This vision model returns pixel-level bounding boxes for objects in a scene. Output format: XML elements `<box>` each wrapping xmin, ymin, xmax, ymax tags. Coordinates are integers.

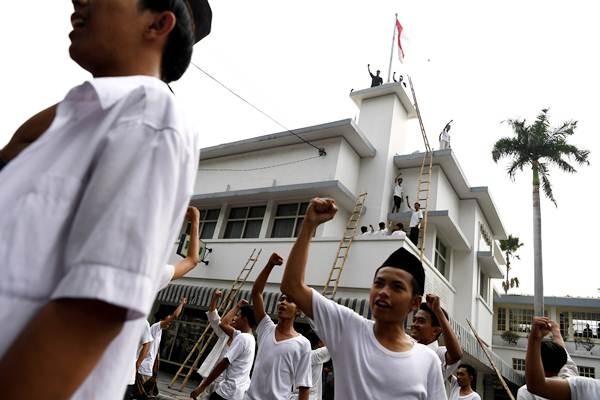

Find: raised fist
<box><xmin>305</xmin><ymin>198</ymin><xmax>337</xmax><ymax>226</ymax></box>
<box><xmin>268</xmin><ymin>253</ymin><xmax>284</xmax><ymax>267</ymax></box>
<box><xmin>214</xmin><ymin>289</ymin><xmax>223</xmax><ymax>298</ymax></box>
<box><xmin>186</xmin><ymin>206</ymin><xmax>200</xmax><ymax>222</ymax></box>
<box><xmin>531</xmin><ymin>316</ymin><xmax>551</xmax><ymax>340</ymax></box>
<box><xmin>425</xmin><ymin>294</ymin><xmax>442</xmax><ymax>314</ymax></box>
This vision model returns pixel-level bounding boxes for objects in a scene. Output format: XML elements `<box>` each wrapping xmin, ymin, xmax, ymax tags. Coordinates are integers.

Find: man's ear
<box><xmin>146</xmin><ymin>11</ymin><xmax>176</xmax><ymax>40</ymax></box>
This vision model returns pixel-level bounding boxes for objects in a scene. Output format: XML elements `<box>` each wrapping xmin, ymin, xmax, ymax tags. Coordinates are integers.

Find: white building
<box><xmin>493</xmin><ymin>294</ymin><xmax>600</xmax><ymax>381</ymax></box>
<box><xmin>155</xmin><ymin>83</ymin><xmax>522</xmax><ymax>398</ymax></box>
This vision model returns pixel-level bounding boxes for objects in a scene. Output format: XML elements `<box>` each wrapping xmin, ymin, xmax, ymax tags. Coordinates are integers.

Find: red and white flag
<box><xmin>396</xmin><ymin>18</ymin><xmax>405</xmax><ymax>61</ymax></box>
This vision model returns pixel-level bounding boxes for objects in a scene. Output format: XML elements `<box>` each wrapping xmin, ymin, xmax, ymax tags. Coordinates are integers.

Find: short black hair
<box><xmin>379</xmin><ymin>222</ymin><xmax>386</xmax><ymax>229</ymax></box>
<box><xmin>375</xmin><ymin>248</ymin><xmax>425</xmax><ymax>296</ymax></box>
<box><xmin>361</xmin><ymin>226</ymin><xmax>368</xmax><ymax>233</ymax></box>
<box><xmin>240</xmin><ymin>305</ymin><xmax>257</xmax><ymax>328</ymax></box>
<box><xmin>458</xmin><ymin>364</ymin><xmax>476</xmax><ymax>386</ymax></box>
<box><xmin>540</xmin><ymin>340</ymin><xmax>567</xmax><ymax>375</ymax></box>
<box><xmin>139</xmin><ymin>0</ymin><xmax>195</xmax><ymax>82</ymax></box>
<box><xmin>418</xmin><ymin>303</ymin><xmax>449</xmax><ymax>327</ymax></box>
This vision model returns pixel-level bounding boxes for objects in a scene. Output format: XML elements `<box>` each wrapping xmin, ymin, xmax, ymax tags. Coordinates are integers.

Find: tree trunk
<box><xmin>504</xmin><ymin>257</ymin><xmax>511</xmax><ymax>294</ymax></box>
<box><xmin>532</xmin><ymin>165</ymin><xmax>544</xmax><ymax>316</ymax></box>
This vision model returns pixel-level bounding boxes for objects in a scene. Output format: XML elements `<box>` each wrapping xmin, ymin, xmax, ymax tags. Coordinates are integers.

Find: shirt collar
<box><xmin>427</xmin><ymin>340</ymin><xmax>439</xmax><ymax>350</ymax></box>
<box><xmin>69</xmin><ymin>75</ymin><xmax>169</xmax><ymax>110</ymax></box>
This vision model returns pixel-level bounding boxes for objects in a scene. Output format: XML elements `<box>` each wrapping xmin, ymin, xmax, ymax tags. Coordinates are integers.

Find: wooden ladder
<box><xmin>407</xmin><ymin>75</ymin><xmax>433</xmax><ymax>260</ymax></box>
<box><xmin>322</xmin><ymin>193</ymin><xmax>368</xmax><ymax>299</ymax></box>
<box><xmin>168</xmin><ymin>248</ymin><xmax>262</xmax><ymax>390</ymax></box>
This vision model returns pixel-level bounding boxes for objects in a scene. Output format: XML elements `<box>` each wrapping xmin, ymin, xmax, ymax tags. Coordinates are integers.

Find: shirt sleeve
<box><xmin>51</xmin><ymin>121</ymin><xmax>191</xmax><ymax>320</ymax></box>
<box><xmin>440</xmin><ymin>347</ymin><xmax>460</xmax><ymax>379</ymax></box>
<box><xmin>427</xmin><ymin>353</ymin><xmax>447</xmax><ymax>399</ymax></box>
<box><xmin>141</xmin><ymin>321</ymin><xmax>154</xmax><ymax>344</ymax></box>
<box><xmin>568</xmin><ymin>376</ymin><xmax>600</xmax><ymax>399</ymax></box>
<box><xmin>224</xmin><ymin>334</ymin><xmax>248</xmax><ymax>364</ymax></box>
<box><xmin>295</xmin><ymin>341</ymin><xmax>313</xmax><ymax>389</ymax></box>
<box><xmin>158</xmin><ymin>264</ymin><xmax>175</xmax><ymax>291</ymax></box>
<box><xmin>206</xmin><ymin>310</ymin><xmax>227</xmax><ymax>338</ymax></box>
<box><xmin>256</xmin><ymin>315</ymin><xmax>275</xmax><ymax>343</ymax></box>
<box><xmin>312</xmin><ymin>347</ymin><xmax>331</xmax><ymax>365</ymax></box>
<box><xmin>310</xmin><ymin>289</ymin><xmax>362</xmax><ymax>352</ymax></box>
<box><xmin>558</xmin><ymin>352</ymin><xmax>579</xmax><ymax>378</ymax></box>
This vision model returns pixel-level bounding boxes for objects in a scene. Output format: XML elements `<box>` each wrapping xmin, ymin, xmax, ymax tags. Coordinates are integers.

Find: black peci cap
<box><xmin>187</xmin><ymin>0</ymin><xmax>212</xmax><ymax>43</ymax></box>
<box><xmin>379</xmin><ymin>247</ymin><xmax>425</xmax><ymax>295</ymax></box>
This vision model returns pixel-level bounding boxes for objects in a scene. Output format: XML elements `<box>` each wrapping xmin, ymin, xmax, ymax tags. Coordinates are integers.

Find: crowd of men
<box><xmin>0</xmin><ymin>0</ymin><xmax>598</xmax><ymax>399</ymax></box>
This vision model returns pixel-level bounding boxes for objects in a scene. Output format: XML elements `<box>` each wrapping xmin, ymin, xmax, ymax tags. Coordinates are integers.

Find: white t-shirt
<box><xmin>310</xmin><ymin>289</ymin><xmax>447</xmax><ymax>400</ymax></box>
<box><xmin>215</xmin><ymin>332</ymin><xmax>256</xmax><ymax>400</ymax></box>
<box><xmin>391</xmin><ymin>230</ymin><xmax>407</xmax><ymax>239</ymax></box>
<box><xmin>394</xmin><ymin>183</ymin><xmax>404</xmax><ymax>197</ymax></box>
<box><xmin>448</xmin><ymin>377</ymin><xmax>481</xmax><ymax>400</ymax></box>
<box><xmin>441</xmin><ymin>130</ymin><xmax>450</xmax><ymax>143</ymax></box>
<box><xmin>0</xmin><ymin>76</ymin><xmax>198</xmax><ymax>400</ymax></box>
<box><xmin>289</xmin><ymin>347</ymin><xmax>331</xmax><ymax>400</ymax></box>
<box><xmin>410</xmin><ymin>209</ymin><xmax>424</xmax><ymax>228</ymax></box>
<box><xmin>198</xmin><ymin>310</ymin><xmax>240</xmax><ymax>378</ymax></box>
<box><xmin>427</xmin><ymin>341</ymin><xmax>460</xmax><ymax>379</ymax></box>
<box><xmin>159</xmin><ymin>264</ymin><xmax>175</xmax><ymax>291</ymax></box>
<box><xmin>138</xmin><ymin>322</ymin><xmax>163</xmax><ymax>377</ymax></box>
<box><xmin>568</xmin><ymin>376</ymin><xmax>600</xmax><ymax>400</ymax></box>
<box><xmin>244</xmin><ymin>316</ymin><xmax>312</xmax><ymax>400</ymax></box>
<box><xmin>129</xmin><ymin>321</ymin><xmax>154</xmax><ymax>384</ymax></box>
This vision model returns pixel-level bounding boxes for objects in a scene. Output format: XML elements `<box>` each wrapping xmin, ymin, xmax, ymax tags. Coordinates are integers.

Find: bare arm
<box><xmin>298</xmin><ymin>387</ymin><xmax>310</xmax><ymax>400</ymax></box>
<box><xmin>406</xmin><ymin>196</ymin><xmax>413</xmax><ymax>210</ymax></box>
<box><xmin>0</xmin><ymin>104</ymin><xmax>57</xmax><ymax>164</ymax></box>
<box><xmin>281</xmin><ymin>198</ymin><xmax>337</xmax><ymax>320</ymax></box>
<box><xmin>171</xmin><ymin>297</ymin><xmax>187</xmax><ymax>320</ymax></box>
<box><xmin>190</xmin><ymin>358</ymin><xmax>230</xmax><ymax>399</ymax></box>
<box><xmin>208</xmin><ymin>290</ymin><xmax>222</xmax><ymax>313</ymax></box>
<box><xmin>426</xmin><ymin>294</ymin><xmax>463</xmax><ymax>365</ymax></box>
<box><xmin>526</xmin><ymin>317</ymin><xmax>571</xmax><ymax>400</ymax></box>
<box><xmin>173</xmin><ymin>207</ymin><xmax>200</xmax><ymax>280</ymax></box>
<box><xmin>367</xmin><ymin>64</ymin><xmax>374</xmax><ymax>78</ymax></box>
<box><xmin>252</xmin><ymin>253</ymin><xmax>283</xmax><ymax>323</ymax></box>
<box><xmin>219</xmin><ymin>299</ymin><xmax>248</xmax><ymax>339</ymax></box>
<box><xmin>0</xmin><ymin>299</ymin><xmax>126</xmax><ymax>399</ymax></box>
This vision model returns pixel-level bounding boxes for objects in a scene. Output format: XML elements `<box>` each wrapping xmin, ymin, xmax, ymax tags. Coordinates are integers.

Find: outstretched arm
<box><xmin>426</xmin><ymin>294</ymin><xmax>463</xmax><ymax>365</ymax></box>
<box><xmin>367</xmin><ymin>64</ymin><xmax>374</xmax><ymax>77</ymax></box>
<box><xmin>406</xmin><ymin>196</ymin><xmax>413</xmax><ymax>210</ymax></box>
<box><xmin>219</xmin><ymin>299</ymin><xmax>249</xmax><ymax>339</ymax></box>
<box><xmin>171</xmin><ymin>297</ymin><xmax>187</xmax><ymax>320</ymax></box>
<box><xmin>252</xmin><ymin>253</ymin><xmax>283</xmax><ymax>323</ymax></box>
<box><xmin>526</xmin><ymin>317</ymin><xmax>571</xmax><ymax>400</ymax></box>
<box><xmin>281</xmin><ymin>198</ymin><xmax>337</xmax><ymax>319</ymax></box>
<box><xmin>190</xmin><ymin>358</ymin><xmax>230</xmax><ymax>399</ymax></box>
<box><xmin>0</xmin><ymin>299</ymin><xmax>126</xmax><ymax>399</ymax></box>
<box><xmin>173</xmin><ymin>207</ymin><xmax>201</xmax><ymax>280</ymax></box>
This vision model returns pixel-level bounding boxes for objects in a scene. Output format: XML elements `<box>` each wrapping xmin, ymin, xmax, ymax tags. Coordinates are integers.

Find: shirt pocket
<box><xmin>0</xmin><ymin>174</ymin><xmax>81</xmax><ymax>299</ymax></box>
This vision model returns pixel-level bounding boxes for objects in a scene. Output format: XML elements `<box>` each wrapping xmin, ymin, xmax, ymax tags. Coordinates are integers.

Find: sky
<box><xmin>2</xmin><ymin>1</ymin><xmax>599</xmax><ymax>297</ymax></box>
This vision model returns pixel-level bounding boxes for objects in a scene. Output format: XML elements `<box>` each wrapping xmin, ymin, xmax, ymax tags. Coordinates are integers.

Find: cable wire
<box><xmin>198</xmin><ymin>155</ymin><xmax>322</xmax><ymax>172</ymax></box>
<box><xmin>190</xmin><ymin>62</ymin><xmax>326</xmax><ymax>156</ymax></box>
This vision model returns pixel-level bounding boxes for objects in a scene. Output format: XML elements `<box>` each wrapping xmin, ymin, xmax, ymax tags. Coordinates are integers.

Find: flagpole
<box><xmin>387</xmin><ymin>13</ymin><xmax>397</xmax><ymax>83</ymax></box>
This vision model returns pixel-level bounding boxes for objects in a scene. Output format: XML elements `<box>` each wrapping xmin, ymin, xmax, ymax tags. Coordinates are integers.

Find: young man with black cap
<box><xmin>0</xmin><ymin>1</ymin><xmax>211</xmax><ymax>399</ymax></box>
<box><xmin>281</xmin><ymin>197</ymin><xmax>447</xmax><ymax>399</ymax></box>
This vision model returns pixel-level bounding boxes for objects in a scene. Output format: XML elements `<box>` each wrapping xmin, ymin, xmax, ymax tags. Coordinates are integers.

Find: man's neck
<box><xmin>459</xmin><ymin>386</ymin><xmax>473</xmax><ymax>396</ymax></box>
<box><xmin>373</xmin><ymin>320</ymin><xmax>413</xmax><ymax>352</ymax></box>
<box><xmin>276</xmin><ymin>318</ymin><xmax>296</xmax><ymax>335</ymax></box>
<box><xmin>90</xmin><ymin>53</ymin><xmax>162</xmax><ymax>80</ymax></box>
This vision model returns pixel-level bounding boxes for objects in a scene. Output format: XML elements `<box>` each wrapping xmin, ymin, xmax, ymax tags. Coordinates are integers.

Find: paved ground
<box><xmin>155</xmin><ymin>372</ymin><xmax>199</xmax><ymax>400</ymax></box>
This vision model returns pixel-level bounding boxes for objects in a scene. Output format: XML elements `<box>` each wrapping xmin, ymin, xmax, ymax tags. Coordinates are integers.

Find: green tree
<box><xmin>492</xmin><ymin>109</ymin><xmax>590</xmax><ymax>315</ymax></box>
<box><xmin>499</xmin><ymin>235</ymin><xmax>523</xmax><ymax>294</ymax></box>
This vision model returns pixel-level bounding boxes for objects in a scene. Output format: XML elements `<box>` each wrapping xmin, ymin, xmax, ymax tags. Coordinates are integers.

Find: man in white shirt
<box><xmin>439</xmin><ymin>121</ymin><xmax>452</xmax><ymax>150</ymax></box>
<box><xmin>448</xmin><ymin>364</ymin><xmax>481</xmax><ymax>400</ymax></box>
<box><xmin>124</xmin><ymin>321</ymin><xmax>154</xmax><ymax>400</ymax></box>
<box><xmin>244</xmin><ymin>253</ymin><xmax>312</xmax><ymax>400</ymax></box>
<box><xmin>410</xmin><ymin>295</ymin><xmax>463</xmax><ymax>380</ymax></box>
<box><xmin>406</xmin><ymin>197</ymin><xmax>424</xmax><ymax>246</ymax></box>
<box><xmin>525</xmin><ymin>317</ymin><xmax>600</xmax><ymax>400</ymax></box>
<box><xmin>390</xmin><ymin>222</ymin><xmax>407</xmax><ymax>239</ymax></box>
<box><xmin>0</xmin><ymin>1</ymin><xmax>211</xmax><ymax>398</ymax></box>
<box><xmin>392</xmin><ymin>175</ymin><xmax>404</xmax><ymax>213</ymax></box>
<box><xmin>372</xmin><ymin>221</ymin><xmax>389</xmax><ymax>237</ymax></box>
<box><xmin>281</xmin><ymin>198</ymin><xmax>447</xmax><ymax>400</ymax></box>
<box><xmin>289</xmin><ymin>332</ymin><xmax>331</xmax><ymax>400</ymax></box>
<box><xmin>191</xmin><ymin>302</ymin><xmax>257</xmax><ymax>400</ymax></box>
<box><xmin>517</xmin><ymin>319</ymin><xmax>578</xmax><ymax>400</ymax></box>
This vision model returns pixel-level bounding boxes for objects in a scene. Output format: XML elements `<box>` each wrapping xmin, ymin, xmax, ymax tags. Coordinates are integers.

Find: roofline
<box><xmin>198</xmin><ymin>118</ymin><xmax>376</xmax><ymax>161</ymax></box>
<box><xmin>394</xmin><ymin>149</ymin><xmax>507</xmax><ymax>239</ymax></box>
<box><xmin>494</xmin><ymin>293</ymin><xmax>600</xmax><ymax>308</ymax></box>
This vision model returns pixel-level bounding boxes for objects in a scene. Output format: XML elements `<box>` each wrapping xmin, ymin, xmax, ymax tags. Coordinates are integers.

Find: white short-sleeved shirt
<box><xmin>138</xmin><ymin>322</ymin><xmax>163</xmax><ymax>377</ymax></box>
<box><xmin>0</xmin><ymin>76</ymin><xmax>198</xmax><ymax>399</ymax></box>
<box><xmin>198</xmin><ymin>310</ymin><xmax>240</xmax><ymax>378</ymax></box>
<box><xmin>159</xmin><ymin>264</ymin><xmax>176</xmax><ymax>291</ymax></box>
<box><xmin>310</xmin><ymin>289</ymin><xmax>447</xmax><ymax>400</ymax></box>
<box><xmin>215</xmin><ymin>332</ymin><xmax>256</xmax><ymax>400</ymax></box>
<box><xmin>244</xmin><ymin>316</ymin><xmax>312</xmax><ymax>400</ymax></box>
<box><xmin>289</xmin><ymin>347</ymin><xmax>331</xmax><ymax>400</ymax></box>
<box><xmin>448</xmin><ymin>377</ymin><xmax>481</xmax><ymax>400</ymax></box>
<box><xmin>394</xmin><ymin>183</ymin><xmax>404</xmax><ymax>197</ymax></box>
<box><xmin>410</xmin><ymin>209</ymin><xmax>424</xmax><ymax>228</ymax></box>
<box><xmin>427</xmin><ymin>341</ymin><xmax>460</xmax><ymax>379</ymax></box>
<box><xmin>130</xmin><ymin>320</ymin><xmax>154</xmax><ymax>384</ymax></box>
<box><xmin>568</xmin><ymin>376</ymin><xmax>600</xmax><ymax>399</ymax></box>
<box><xmin>391</xmin><ymin>230</ymin><xmax>407</xmax><ymax>239</ymax></box>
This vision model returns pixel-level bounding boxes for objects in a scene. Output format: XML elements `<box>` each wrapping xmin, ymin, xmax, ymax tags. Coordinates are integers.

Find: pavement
<box><xmin>154</xmin><ymin>372</ymin><xmax>199</xmax><ymax>400</ymax></box>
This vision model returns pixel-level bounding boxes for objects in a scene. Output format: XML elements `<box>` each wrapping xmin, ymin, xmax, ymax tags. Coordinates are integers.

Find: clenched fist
<box><xmin>305</xmin><ymin>197</ymin><xmax>337</xmax><ymax>227</ymax></box>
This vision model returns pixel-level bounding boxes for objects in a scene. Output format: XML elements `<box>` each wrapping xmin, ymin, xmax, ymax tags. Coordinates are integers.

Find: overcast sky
<box><xmin>2</xmin><ymin>1</ymin><xmax>598</xmax><ymax>297</ymax></box>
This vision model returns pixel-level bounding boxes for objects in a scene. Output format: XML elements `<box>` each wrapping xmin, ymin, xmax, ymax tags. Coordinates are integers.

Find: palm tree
<box><xmin>492</xmin><ymin>109</ymin><xmax>590</xmax><ymax>315</ymax></box>
<box><xmin>500</xmin><ymin>235</ymin><xmax>523</xmax><ymax>294</ymax></box>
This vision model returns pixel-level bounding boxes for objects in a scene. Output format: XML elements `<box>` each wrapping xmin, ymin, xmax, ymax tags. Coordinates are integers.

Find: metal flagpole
<box><xmin>387</xmin><ymin>13</ymin><xmax>397</xmax><ymax>82</ymax></box>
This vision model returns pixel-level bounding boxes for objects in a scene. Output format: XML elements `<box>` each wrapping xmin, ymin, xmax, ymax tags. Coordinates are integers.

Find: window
<box><xmin>199</xmin><ymin>208</ymin><xmax>220</xmax><ymax>239</ymax></box>
<box><xmin>579</xmin><ymin>366</ymin><xmax>595</xmax><ymax>378</ymax></box>
<box><xmin>223</xmin><ymin>205</ymin><xmax>266</xmax><ymax>239</ymax></box>
<box><xmin>559</xmin><ymin>312</ymin><xmax>570</xmax><ymax>339</ymax></box>
<box><xmin>509</xmin><ymin>308</ymin><xmax>534</xmax><ymax>333</ymax></box>
<box><xmin>512</xmin><ymin>358</ymin><xmax>526</xmax><ymax>371</ymax></box>
<box><xmin>572</xmin><ymin>312</ymin><xmax>600</xmax><ymax>338</ymax></box>
<box><xmin>270</xmin><ymin>202</ymin><xmax>308</xmax><ymax>238</ymax></box>
<box><xmin>434</xmin><ymin>237</ymin><xmax>448</xmax><ymax>277</ymax></box>
<box><xmin>497</xmin><ymin>307</ymin><xmax>507</xmax><ymax>331</ymax></box>
<box><xmin>479</xmin><ymin>270</ymin><xmax>489</xmax><ymax>301</ymax></box>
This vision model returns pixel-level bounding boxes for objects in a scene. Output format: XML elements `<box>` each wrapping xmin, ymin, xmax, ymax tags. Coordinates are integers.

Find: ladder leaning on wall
<box><xmin>321</xmin><ymin>193</ymin><xmax>368</xmax><ymax>299</ymax></box>
<box><xmin>169</xmin><ymin>248</ymin><xmax>262</xmax><ymax>391</ymax></box>
<box><xmin>406</xmin><ymin>76</ymin><xmax>433</xmax><ymax>261</ymax></box>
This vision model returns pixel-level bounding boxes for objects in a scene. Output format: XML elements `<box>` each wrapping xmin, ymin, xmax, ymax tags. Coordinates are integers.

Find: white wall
<box><xmin>433</xmin><ymin>167</ymin><xmax>461</xmax><ymax>222</ymax></box>
<box><xmin>333</xmin><ymin>138</ymin><xmax>361</xmax><ymax>195</ymax></box>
